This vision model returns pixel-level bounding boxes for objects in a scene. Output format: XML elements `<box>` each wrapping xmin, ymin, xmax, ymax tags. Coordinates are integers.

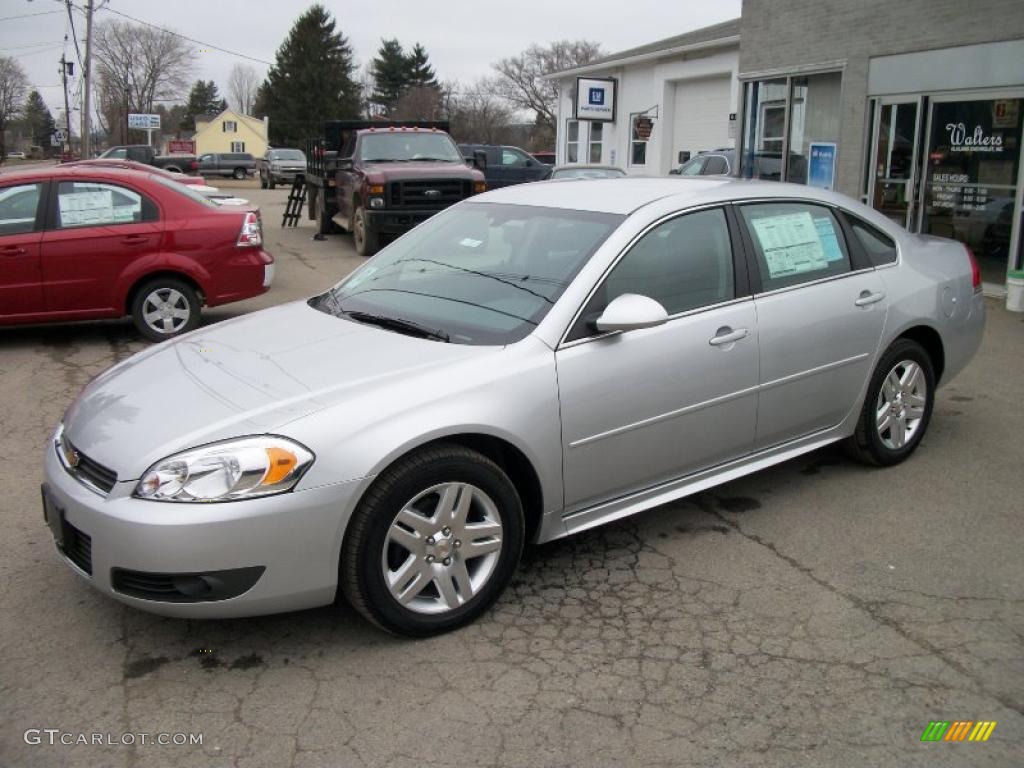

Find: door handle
<box><xmin>855</xmin><ymin>291</ymin><xmax>885</xmax><ymax>307</ymax></box>
<box><xmin>121</xmin><ymin>235</ymin><xmax>148</xmax><ymax>245</ymax></box>
<box><xmin>0</xmin><ymin>246</ymin><xmax>27</xmax><ymax>256</ymax></box>
<box><xmin>709</xmin><ymin>327</ymin><xmax>749</xmax><ymax>346</ymax></box>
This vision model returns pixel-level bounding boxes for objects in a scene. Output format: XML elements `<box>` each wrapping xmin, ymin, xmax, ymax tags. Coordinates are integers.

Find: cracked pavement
<box><xmin>1</xmin><ymin>181</ymin><xmax>1021</xmax><ymax>767</ymax></box>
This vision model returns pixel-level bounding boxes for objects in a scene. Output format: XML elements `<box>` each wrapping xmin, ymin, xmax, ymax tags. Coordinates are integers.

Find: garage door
<box><xmin>671</xmin><ymin>75</ymin><xmax>733</xmax><ymax>161</ymax></box>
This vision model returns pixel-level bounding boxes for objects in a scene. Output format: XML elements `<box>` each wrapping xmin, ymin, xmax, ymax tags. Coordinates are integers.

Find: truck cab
<box><xmin>304</xmin><ymin>121</ymin><xmax>486</xmax><ymax>256</ymax></box>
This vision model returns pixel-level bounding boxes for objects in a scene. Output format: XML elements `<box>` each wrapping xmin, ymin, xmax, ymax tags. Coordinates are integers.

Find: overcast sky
<box><xmin>2</xmin><ymin>0</ymin><xmax>741</xmax><ymax>121</ymax></box>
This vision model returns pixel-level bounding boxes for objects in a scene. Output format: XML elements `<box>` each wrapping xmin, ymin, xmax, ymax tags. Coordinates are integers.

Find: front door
<box><xmin>557</xmin><ymin>207</ymin><xmax>759</xmax><ymax>512</ymax></box>
<box><xmin>917</xmin><ymin>93</ymin><xmax>1024</xmax><ymax>287</ymax></box>
<box><xmin>0</xmin><ymin>181</ymin><xmax>46</xmax><ymax>317</ymax></box>
<box><xmin>868</xmin><ymin>99</ymin><xmax>923</xmax><ymax>230</ymax></box>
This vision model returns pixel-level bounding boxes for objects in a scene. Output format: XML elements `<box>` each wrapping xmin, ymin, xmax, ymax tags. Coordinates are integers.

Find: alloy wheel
<box><xmin>381</xmin><ymin>482</ymin><xmax>503</xmax><ymax>615</ymax></box>
<box><xmin>141</xmin><ymin>287</ymin><xmax>191</xmax><ymax>335</ymax></box>
<box><xmin>875</xmin><ymin>359</ymin><xmax>927</xmax><ymax>449</ymax></box>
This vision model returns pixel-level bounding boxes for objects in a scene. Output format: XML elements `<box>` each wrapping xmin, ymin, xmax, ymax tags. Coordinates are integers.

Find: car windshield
<box><xmin>358</xmin><ymin>132</ymin><xmax>463</xmax><ymax>163</ymax></box>
<box><xmin>149</xmin><ymin>174</ymin><xmax>218</xmax><ymax>207</ymax></box>
<box><xmin>678</xmin><ymin>157</ymin><xmax>705</xmax><ymax>175</ymax></box>
<box><xmin>314</xmin><ymin>202</ymin><xmax>623</xmax><ymax>345</ymax></box>
<box><xmin>270</xmin><ymin>150</ymin><xmax>304</xmax><ymax>161</ymax></box>
<box><xmin>552</xmin><ymin>167</ymin><xmax>625</xmax><ymax>180</ymax></box>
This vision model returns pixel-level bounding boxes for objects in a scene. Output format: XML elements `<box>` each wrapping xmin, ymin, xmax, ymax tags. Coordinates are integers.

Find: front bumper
<box><xmin>365</xmin><ymin>208</ymin><xmax>445</xmax><ymax>234</ymax></box>
<box><xmin>268</xmin><ymin>168</ymin><xmax>304</xmax><ymax>182</ymax></box>
<box><xmin>42</xmin><ymin>435</ymin><xmax>366</xmax><ymax>618</ymax></box>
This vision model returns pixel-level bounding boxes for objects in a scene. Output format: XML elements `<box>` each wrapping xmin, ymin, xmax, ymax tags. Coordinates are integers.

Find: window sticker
<box><xmin>59</xmin><ymin>190</ymin><xmax>114</xmax><ymax>227</ymax></box>
<box><xmin>750</xmin><ymin>211</ymin><xmax>830</xmax><ymax>279</ymax></box>
<box><xmin>813</xmin><ymin>216</ymin><xmax>844</xmax><ymax>262</ymax></box>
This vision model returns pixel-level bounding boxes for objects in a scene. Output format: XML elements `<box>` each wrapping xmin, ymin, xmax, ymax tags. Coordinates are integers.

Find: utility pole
<box><xmin>59</xmin><ymin>55</ymin><xmax>72</xmax><ymax>153</ymax></box>
<box><xmin>81</xmin><ymin>0</ymin><xmax>95</xmax><ymax>157</ymax></box>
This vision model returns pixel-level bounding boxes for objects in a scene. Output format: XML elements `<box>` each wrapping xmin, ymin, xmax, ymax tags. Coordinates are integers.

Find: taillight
<box><xmin>190</xmin><ymin>160</ymin><xmax>198</xmax><ymax>170</ymax></box>
<box><xmin>966</xmin><ymin>246</ymin><xmax>981</xmax><ymax>291</ymax></box>
<box><xmin>237</xmin><ymin>211</ymin><xmax>262</xmax><ymax>247</ymax></box>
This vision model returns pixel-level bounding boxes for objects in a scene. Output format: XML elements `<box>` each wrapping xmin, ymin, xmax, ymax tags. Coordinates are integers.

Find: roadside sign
<box><xmin>634</xmin><ymin>116</ymin><xmax>654</xmax><ymax>141</ymax></box>
<box><xmin>574</xmin><ymin>77</ymin><xmax>617</xmax><ymax>122</ymax></box>
<box><xmin>128</xmin><ymin>113</ymin><xmax>161</xmax><ymax>130</ymax></box>
<box><xmin>51</xmin><ymin>130</ymin><xmax>66</xmax><ymax>146</ymax></box>
<box><xmin>167</xmin><ymin>139</ymin><xmax>195</xmax><ymax>154</ymax></box>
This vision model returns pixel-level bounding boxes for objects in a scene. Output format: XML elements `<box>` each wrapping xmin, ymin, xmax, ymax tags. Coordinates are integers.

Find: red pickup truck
<box><xmin>304</xmin><ymin>121</ymin><xmax>486</xmax><ymax>255</ymax></box>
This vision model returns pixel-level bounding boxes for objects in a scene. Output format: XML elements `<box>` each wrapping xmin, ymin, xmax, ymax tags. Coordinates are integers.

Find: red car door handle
<box><xmin>0</xmin><ymin>246</ymin><xmax>27</xmax><ymax>256</ymax></box>
<box><xmin>121</xmin><ymin>235</ymin><xmax>148</xmax><ymax>245</ymax></box>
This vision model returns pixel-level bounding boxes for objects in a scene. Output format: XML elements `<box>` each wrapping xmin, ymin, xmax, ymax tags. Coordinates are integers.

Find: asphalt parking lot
<box><xmin>1</xmin><ymin>179</ymin><xmax>1022</xmax><ymax>767</ymax></box>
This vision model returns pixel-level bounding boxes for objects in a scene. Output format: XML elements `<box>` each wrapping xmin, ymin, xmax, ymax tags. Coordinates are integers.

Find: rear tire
<box><xmin>232</xmin><ymin>167</ymin><xmax>245</xmax><ymax>180</ymax></box>
<box><xmin>340</xmin><ymin>444</ymin><xmax>524</xmax><ymax>637</ymax></box>
<box><xmin>845</xmin><ymin>338</ymin><xmax>935</xmax><ymax>466</ymax></box>
<box><xmin>130</xmin><ymin>277</ymin><xmax>201</xmax><ymax>342</ymax></box>
<box><xmin>352</xmin><ymin>205</ymin><xmax>378</xmax><ymax>256</ymax></box>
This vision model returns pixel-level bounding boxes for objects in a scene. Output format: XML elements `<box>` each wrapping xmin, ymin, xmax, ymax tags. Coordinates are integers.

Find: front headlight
<box><xmin>134</xmin><ymin>436</ymin><xmax>314</xmax><ymax>503</ymax></box>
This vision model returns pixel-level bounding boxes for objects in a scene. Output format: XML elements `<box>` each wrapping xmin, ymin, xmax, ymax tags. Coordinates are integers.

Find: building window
<box><xmin>588</xmin><ymin>121</ymin><xmax>603</xmax><ymax>163</ymax></box>
<box><xmin>223</xmin><ymin>120</ymin><xmax>237</xmax><ymax>133</ymax></box>
<box><xmin>630</xmin><ymin>120</ymin><xmax>647</xmax><ymax>166</ymax></box>
<box><xmin>566</xmin><ymin>120</ymin><xmax>579</xmax><ymax>163</ymax></box>
<box><xmin>740</xmin><ymin>72</ymin><xmax>841</xmax><ymax>185</ymax></box>
<box><xmin>230</xmin><ymin>141</ymin><xmax>246</xmax><ymax>153</ymax></box>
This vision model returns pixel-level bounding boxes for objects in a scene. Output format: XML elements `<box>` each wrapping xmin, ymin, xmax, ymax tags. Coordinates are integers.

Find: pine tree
<box><xmin>22</xmin><ymin>90</ymin><xmax>56</xmax><ymax>148</ymax></box>
<box><xmin>370</xmin><ymin>38</ymin><xmax>409</xmax><ymax>115</ymax></box>
<box><xmin>181</xmin><ymin>80</ymin><xmax>225</xmax><ymax>130</ymax></box>
<box><xmin>259</xmin><ymin>4</ymin><xmax>361</xmax><ymax>146</ymax></box>
<box><xmin>406</xmin><ymin>44</ymin><xmax>437</xmax><ymax>89</ymax></box>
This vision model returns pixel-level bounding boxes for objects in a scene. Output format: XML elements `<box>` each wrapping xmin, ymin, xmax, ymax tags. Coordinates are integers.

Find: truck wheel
<box><xmin>353</xmin><ymin>206</ymin><xmax>379</xmax><ymax>256</ymax></box>
<box><xmin>233</xmin><ymin>167</ymin><xmax>246</xmax><ymax>180</ymax></box>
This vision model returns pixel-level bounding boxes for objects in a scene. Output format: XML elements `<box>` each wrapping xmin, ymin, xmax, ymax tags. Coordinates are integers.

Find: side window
<box><xmin>56</xmin><ymin>181</ymin><xmax>157</xmax><ymax>228</ymax></box>
<box><xmin>703</xmin><ymin>155</ymin><xmax>729</xmax><ymax>175</ymax></box>
<box><xmin>846</xmin><ymin>213</ymin><xmax>898</xmax><ymax>266</ymax></box>
<box><xmin>501</xmin><ymin>149</ymin><xmax>528</xmax><ymax>167</ymax></box>
<box><xmin>740</xmin><ymin>202</ymin><xmax>851</xmax><ymax>291</ymax></box>
<box><xmin>107</xmin><ymin>148</ymin><xmax>127</xmax><ymax>159</ymax></box>
<box><xmin>0</xmin><ymin>183</ymin><xmax>43</xmax><ymax>235</ymax></box>
<box><xmin>569</xmin><ymin>208</ymin><xmax>735</xmax><ymax>340</ymax></box>
<box><xmin>678</xmin><ymin>157</ymin><xmax>705</xmax><ymax>176</ymax></box>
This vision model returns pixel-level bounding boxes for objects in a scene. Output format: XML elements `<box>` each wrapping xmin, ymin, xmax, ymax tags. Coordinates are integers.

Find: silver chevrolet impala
<box><xmin>43</xmin><ymin>178</ymin><xmax>985</xmax><ymax>636</ymax></box>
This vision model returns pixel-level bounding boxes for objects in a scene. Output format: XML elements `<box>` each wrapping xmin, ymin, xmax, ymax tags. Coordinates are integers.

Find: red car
<box><xmin>0</xmin><ymin>165</ymin><xmax>273</xmax><ymax>341</ymax></box>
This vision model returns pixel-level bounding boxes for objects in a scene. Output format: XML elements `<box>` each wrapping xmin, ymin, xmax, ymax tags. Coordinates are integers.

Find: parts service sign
<box><xmin>575</xmin><ymin>77</ymin><xmax>616</xmax><ymax>122</ymax></box>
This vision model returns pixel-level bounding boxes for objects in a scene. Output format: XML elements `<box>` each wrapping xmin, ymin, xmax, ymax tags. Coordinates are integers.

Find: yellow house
<box><xmin>194</xmin><ymin>108</ymin><xmax>268</xmax><ymax>157</ymax></box>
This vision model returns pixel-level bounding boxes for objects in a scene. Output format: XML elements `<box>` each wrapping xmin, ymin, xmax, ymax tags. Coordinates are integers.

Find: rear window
<box><xmin>845</xmin><ymin>213</ymin><xmax>898</xmax><ymax>266</ymax></box>
<box><xmin>150</xmin><ymin>174</ymin><xmax>218</xmax><ymax>208</ymax></box>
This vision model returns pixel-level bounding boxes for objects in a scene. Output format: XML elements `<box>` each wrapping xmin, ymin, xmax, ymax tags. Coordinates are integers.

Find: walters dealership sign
<box><xmin>945</xmin><ymin>122</ymin><xmax>1004</xmax><ymax>153</ymax></box>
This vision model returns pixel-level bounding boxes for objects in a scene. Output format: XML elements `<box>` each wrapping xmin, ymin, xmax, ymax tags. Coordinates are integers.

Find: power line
<box><xmin>101</xmin><ymin>6</ymin><xmax>272</xmax><ymax>66</ymax></box>
<box><xmin>0</xmin><ymin>10</ymin><xmax>62</xmax><ymax>22</ymax></box>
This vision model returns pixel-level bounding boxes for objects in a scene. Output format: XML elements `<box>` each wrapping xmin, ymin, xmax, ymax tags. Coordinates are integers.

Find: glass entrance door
<box><xmin>918</xmin><ymin>95</ymin><xmax>1023</xmax><ymax>286</ymax></box>
<box><xmin>868</xmin><ymin>100</ymin><xmax>922</xmax><ymax>229</ymax></box>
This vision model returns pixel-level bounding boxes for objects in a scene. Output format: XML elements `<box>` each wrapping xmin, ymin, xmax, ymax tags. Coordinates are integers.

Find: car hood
<box><xmin>362</xmin><ymin>161</ymin><xmax>479</xmax><ymax>180</ymax></box>
<box><xmin>63</xmin><ymin>301</ymin><xmax>491</xmax><ymax>479</ymax></box>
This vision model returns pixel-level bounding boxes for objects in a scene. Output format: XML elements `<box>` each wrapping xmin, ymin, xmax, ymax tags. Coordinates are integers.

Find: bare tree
<box><xmin>445</xmin><ymin>79</ymin><xmax>514</xmax><ymax>145</ymax></box>
<box><xmin>92</xmin><ymin>19</ymin><xmax>192</xmax><ymax>141</ymax></box>
<box><xmin>391</xmin><ymin>85</ymin><xmax>444</xmax><ymax>121</ymax></box>
<box><xmin>0</xmin><ymin>56</ymin><xmax>28</xmax><ymax>161</ymax></box>
<box><xmin>227</xmin><ymin>63</ymin><xmax>260</xmax><ymax>115</ymax></box>
<box><xmin>492</xmin><ymin>40</ymin><xmax>602</xmax><ymax>136</ymax></box>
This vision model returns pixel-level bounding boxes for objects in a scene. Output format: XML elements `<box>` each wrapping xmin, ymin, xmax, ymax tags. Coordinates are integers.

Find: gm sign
<box><xmin>575</xmin><ymin>77</ymin><xmax>616</xmax><ymax>122</ymax></box>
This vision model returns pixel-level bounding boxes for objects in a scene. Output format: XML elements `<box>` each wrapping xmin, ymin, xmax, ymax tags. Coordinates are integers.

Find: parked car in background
<box><xmin>41</xmin><ymin>177</ymin><xmax>983</xmax><ymax>636</ymax></box>
<box><xmin>0</xmin><ymin>165</ymin><xmax>273</xmax><ymax>341</ymax></box>
<box><xmin>257</xmin><ymin>148</ymin><xmax>306</xmax><ymax>189</ymax></box>
<box><xmin>670</xmin><ymin>149</ymin><xmax>734</xmax><ymax>176</ymax></box>
<box><xmin>98</xmin><ymin>145</ymin><xmax>196</xmax><ymax>174</ymax></box>
<box><xmin>193</xmin><ymin>152</ymin><xmax>256</xmax><ymax>180</ymax></box>
<box><xmin>458</xmin><ymin>144</ymin><xmax>552</xmax><ymax>188</ymax></box>
<box><xmin>549</xmin><ymin>164</ymin><xmax>626</xmax><ymax>180</ymax></box>
<box><xmin>67</xmin><ymin>158</ymin><xmax>208</xmax><ymax>187</ymax></box>
<box><xmin>4</xmin><ymin>151</ymin><xmax>27</xmax><ymax>161</ymax></box>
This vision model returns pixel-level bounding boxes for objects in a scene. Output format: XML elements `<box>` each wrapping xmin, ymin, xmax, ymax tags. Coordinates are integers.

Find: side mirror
<box><xmin>337</xmin><ymin>157</ymin><xmax>353</xmax><ymax>171</ymax></box>
<box><xmin>473</xmin><ymin>149</ymin><xmax>488</xmax><ymax>170</ymax></box>
<box><xmin>594</xmin><ymin>294</ymin><xmax>668</xmax><ymax>333</ymax></box>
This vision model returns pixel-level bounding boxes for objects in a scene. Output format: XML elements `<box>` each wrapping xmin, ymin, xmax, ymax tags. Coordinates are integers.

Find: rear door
<box><xmin>737</xmin><ymin>201</ymin><xmax>888</xmax><ymax>449</ymax></box>
<box><xmin>0</xmin><ymin>180</ymin><xmax>47</xmax><ymax>317</ymax></box>
<box><xmin>40</xmin><ymin>179</ymin><xmax>163</xmax><ymax>315</ymax></box>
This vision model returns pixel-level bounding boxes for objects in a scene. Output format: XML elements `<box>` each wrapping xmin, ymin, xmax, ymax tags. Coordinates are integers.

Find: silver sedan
<box><xmin>43</xmin><ymin>178</ymin><xmax>985</xmax><ymax>636</ymax></box>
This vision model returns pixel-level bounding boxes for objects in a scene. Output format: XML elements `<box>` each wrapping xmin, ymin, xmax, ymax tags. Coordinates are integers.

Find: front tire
<box><xmin>352</xmin><ymin>205</ymin><xmax>379</xmax><ymax>256</ymax></box>
<box><xmin>232</xmin><ymin>167</ymin><xmax>246</xmax><ymax>180</ymax></box>
<box><xmin>845</xmin><ymin>338</ymin><xmax>935</xmax><ymax>466</ymax></box>
<box><xmin>340</xmin><ymin>444</ymin><xmax>525</xmax><ymax>637</ymax></box>
<box><xmin>130</xmin><ymin>278</ymin><xmax>201</xmax><ymax>342</ymax></box>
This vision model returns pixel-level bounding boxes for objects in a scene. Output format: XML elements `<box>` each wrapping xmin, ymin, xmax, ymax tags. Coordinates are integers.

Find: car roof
<box><xmin>551</xmin><ymin>164</ymin><xmax>623</xmax><ymax>171</ymax></box>
<box><xmin>0</xmin><ymin>164</ymin><xmax>158</xmax><ymax>184</ymax></box>
<box><xmin>473</xmin><ymin>177</ymin><xmax>859</xmax><ymax>215</ymax></box>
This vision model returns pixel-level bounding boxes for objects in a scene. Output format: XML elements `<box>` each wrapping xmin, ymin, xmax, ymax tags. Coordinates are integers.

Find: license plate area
<box><xmin>41</xmin><ymin>485</ymin><xmax>65</xmax><ymax>549</ymax></box>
